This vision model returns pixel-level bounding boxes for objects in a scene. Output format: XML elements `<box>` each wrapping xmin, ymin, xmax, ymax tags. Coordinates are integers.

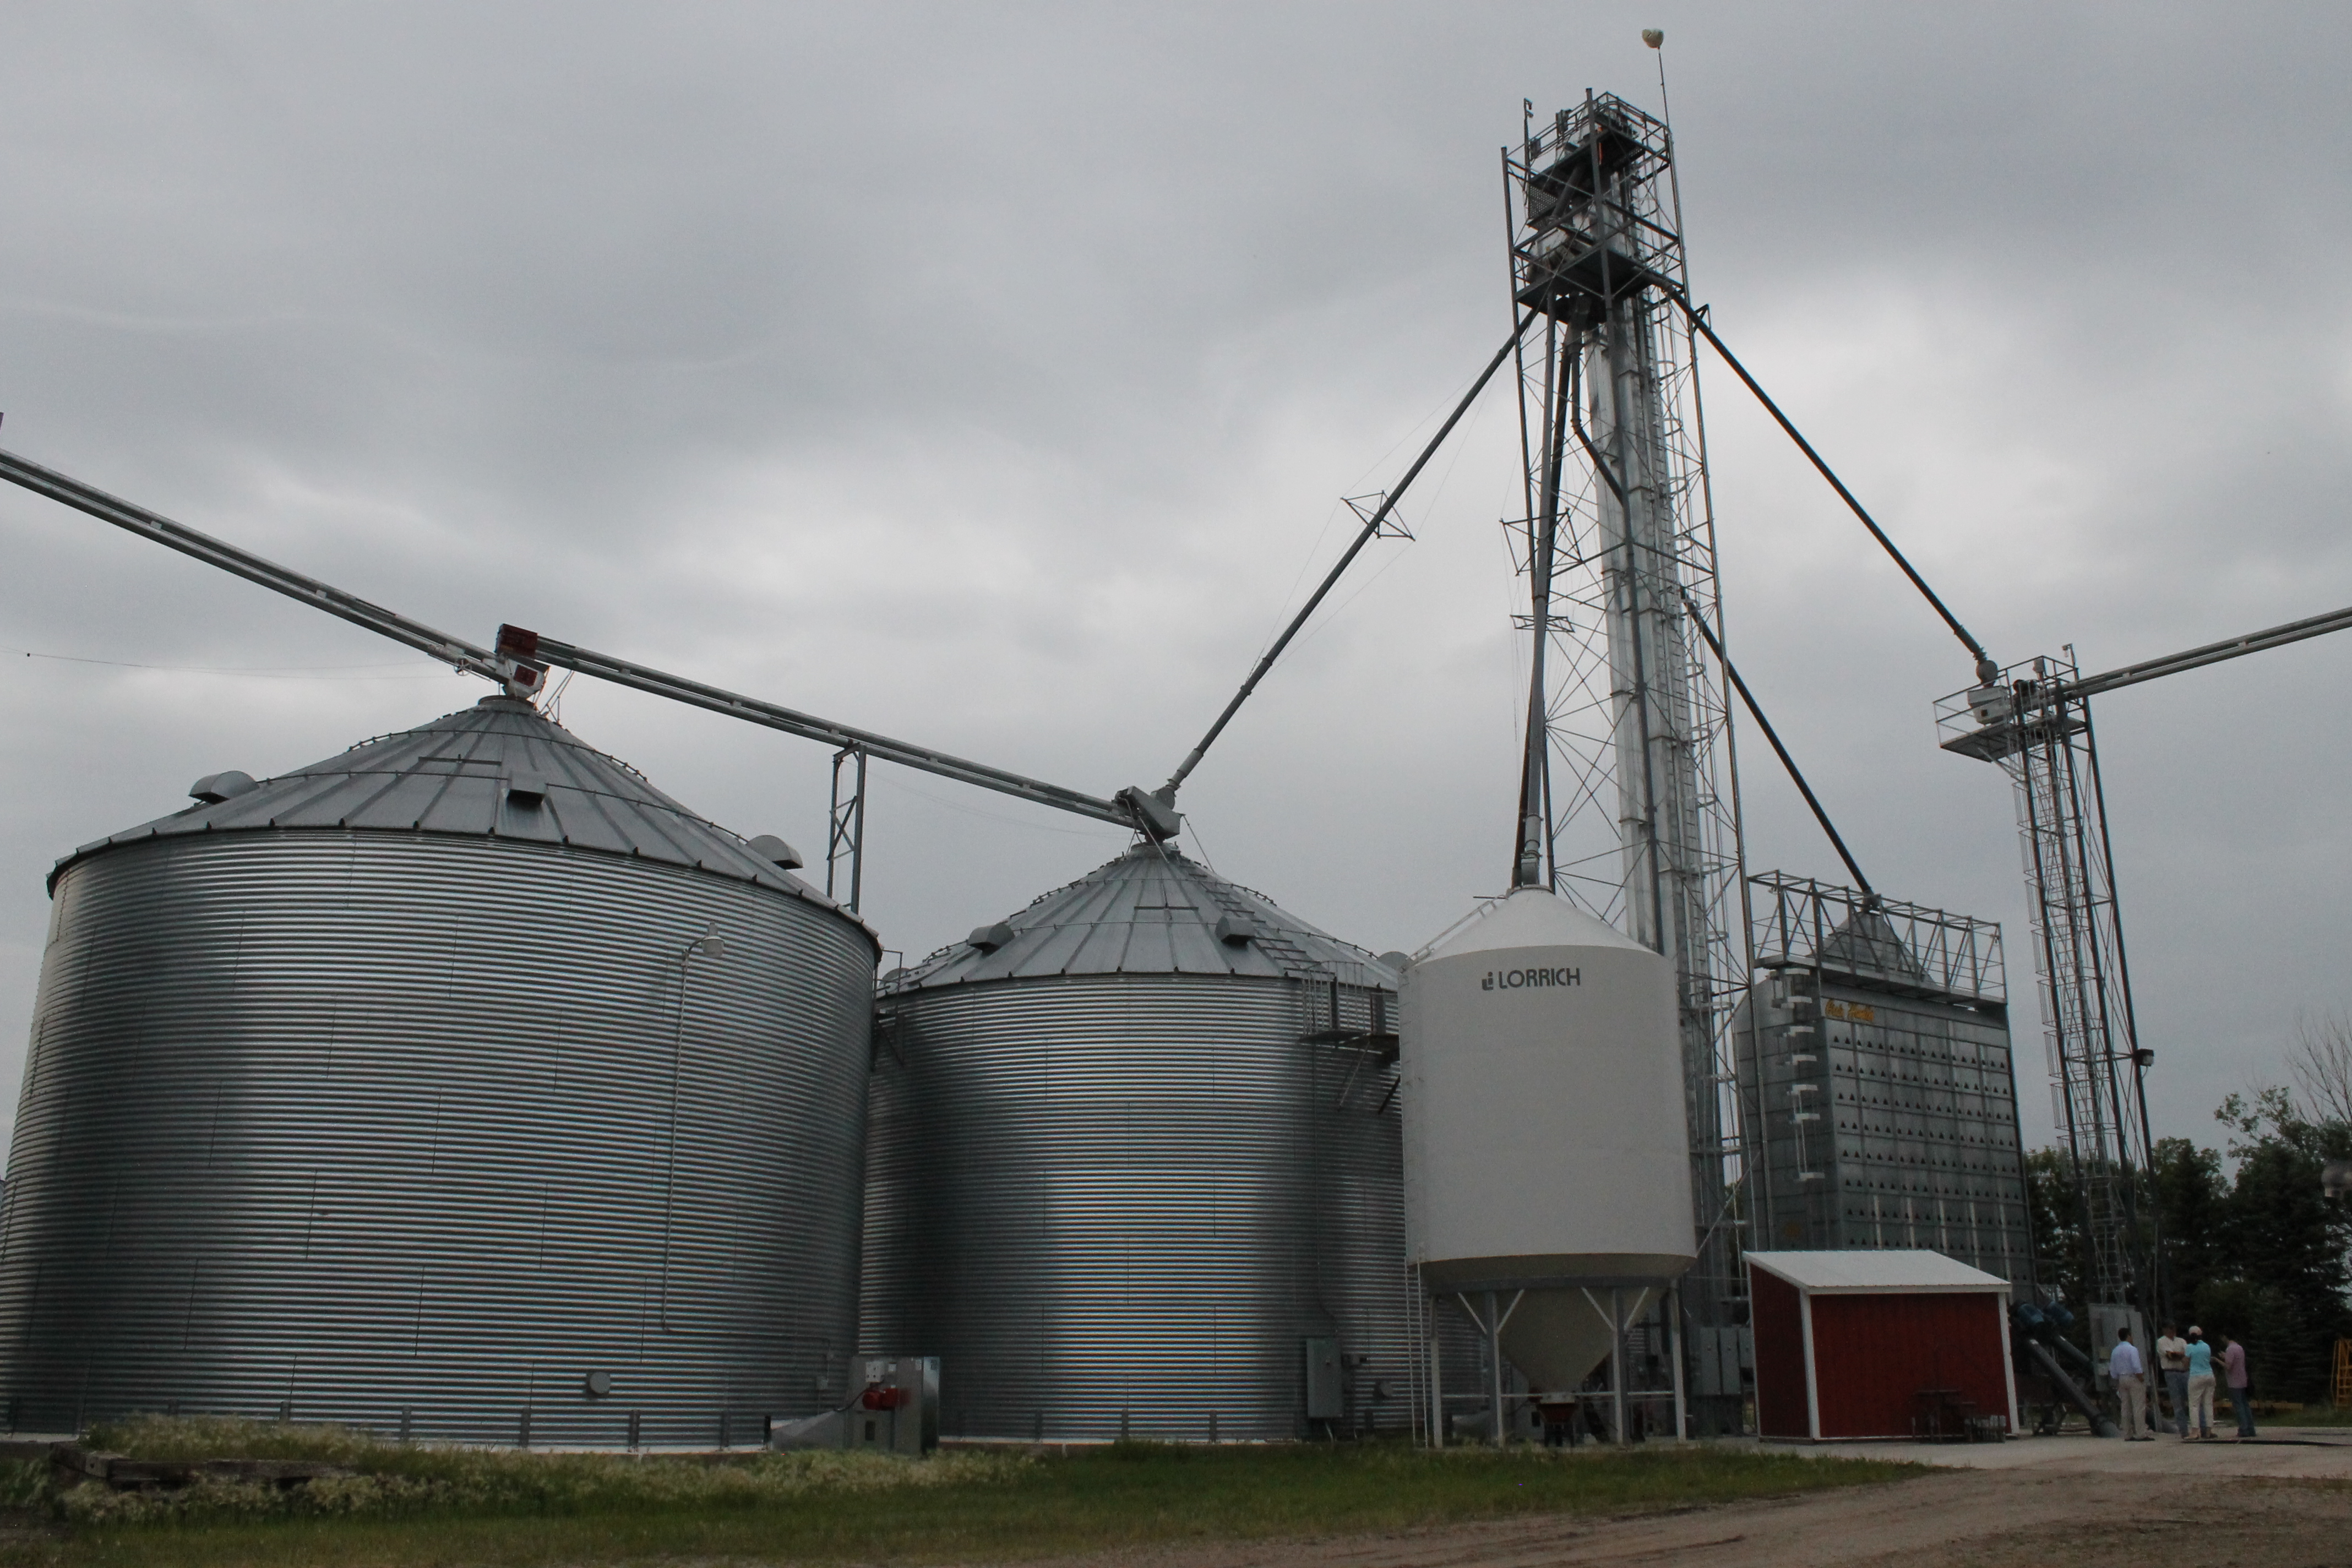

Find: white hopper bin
<box><xmin>1400</xmin><ymin>888</ymin><xmax>1695</xmax><ymax>1439</ymax></box>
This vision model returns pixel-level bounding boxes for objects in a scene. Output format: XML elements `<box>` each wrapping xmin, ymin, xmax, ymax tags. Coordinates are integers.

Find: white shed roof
<box><xmin>1745</xmin><ymin>1250</ymin><xmax>2011</xmax><ymax>1295</ymax></box>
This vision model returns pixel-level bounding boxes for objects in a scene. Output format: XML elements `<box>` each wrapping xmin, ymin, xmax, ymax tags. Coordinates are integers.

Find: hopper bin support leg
<box><xmin>1457</xmin><ymin>1291</ymin><xmax>1525</xmax><ymax>1448</ymax></box>
<box><xmin>1425</xmin><ymin>1296</ymin><xmax>1446</xmax><ymax>1449</ymax></box>
<box><xmin>1489</xmin><ymin>1292</ymin><xmax>1505</xmax><ymax>1448</ymax></box>
<box><xmin>1611</xmin><ymin>1288</ymin><xmax>1628</xmax><ymax>1448</ymax></box>
<box><xmin>1668</xmin><ymin>1287</ymin><xmax>1688</xmax><ymax>1441</ymax></box>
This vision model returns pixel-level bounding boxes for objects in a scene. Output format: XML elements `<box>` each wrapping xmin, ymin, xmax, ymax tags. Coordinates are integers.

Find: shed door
<box><xmin>1807</xmin><ymin>1292</ymin><xmax>2007</xmax><ymax>1439</ymax></box>
<box><xmin>1749</xmin><ymin>1268</ymin><xmax>1811</xmax><ymax>1439</ymax></box>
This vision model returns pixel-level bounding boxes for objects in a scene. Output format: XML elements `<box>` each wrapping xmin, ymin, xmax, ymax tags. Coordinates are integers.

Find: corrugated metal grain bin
<box><xmin>1746</xmin><ymin>1250</ymin><xmax>2017</xmax><ymax>1442</ymax></box>
<box><xmin>0</xmin><ymin>696</ymin><xmax>876</xmax><ymax>1446</ymax></box>
<box><xmin>860</xmin><ymin>843</ymin><xmax>1405</xmax><ymax>1442</ymax></box>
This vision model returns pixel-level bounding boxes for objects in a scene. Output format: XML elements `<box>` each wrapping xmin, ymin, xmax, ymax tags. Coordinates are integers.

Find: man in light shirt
<box><xmin>2109</xmin><ymin>1325</ymin><xmax>2150</xmax><ymax>1440</ymax></box>
<box><xmin>2222</xmin><ymin>1332</ymin><xmax>2253</xmax><ymax>1439</ymax></box>
<box><xmin>2155</xmin><ymin>1324</ymin><xmax>2190</xmax><ymax>1437</ymax></box>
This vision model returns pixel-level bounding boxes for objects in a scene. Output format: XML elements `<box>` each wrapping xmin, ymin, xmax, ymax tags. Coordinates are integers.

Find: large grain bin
<box><xmin>0</xmin><ymin>695</ymin><xmax>876</xmax><ymax>1446</ymax></box>
<box><xmin>859</xmin><ymin>843</ymin><xmax>1404</xmax><ymax>1442</ymax></box>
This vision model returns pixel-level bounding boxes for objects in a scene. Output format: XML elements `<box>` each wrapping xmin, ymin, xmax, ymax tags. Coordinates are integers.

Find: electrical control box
<box><xmin>846</xmin><ymin>1354</ymin><xmax>939</xmax><ymax>1454</ymax></box>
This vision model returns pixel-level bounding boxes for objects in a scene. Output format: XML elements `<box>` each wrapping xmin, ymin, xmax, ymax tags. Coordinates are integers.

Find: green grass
<box><xmin>0</xmin><ymin>1417</ymin><xmax>1922</xmax><ymax>1567</ymax></box>
<box><xmin>2263</xmin><ymin>1404</ymin><xmax>2352</xmax><ymax>1426</ymax></box>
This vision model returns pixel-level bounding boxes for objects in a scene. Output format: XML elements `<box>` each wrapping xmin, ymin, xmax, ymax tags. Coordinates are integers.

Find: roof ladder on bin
<box><xmin>1193</xmin><ymin>873</ymin><xmax>1329</xmax><ymax>984</ymax></box>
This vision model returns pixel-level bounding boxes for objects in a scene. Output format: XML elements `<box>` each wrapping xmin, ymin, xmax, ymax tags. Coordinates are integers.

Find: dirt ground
<box><xmin>1030</xmin><ymin>1430</ymin><xmax>2352</xmax><ymax>1568</ymax></box>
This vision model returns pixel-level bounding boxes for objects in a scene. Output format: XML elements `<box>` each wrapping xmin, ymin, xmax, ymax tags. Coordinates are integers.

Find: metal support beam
<box><xmin>826</xmin><ymin>746</ymin><xmax>868</xmax><ymax>913</ymax></box>
<box><xmin>1682</xmin><ymin>596</ymin><xmax>1876</xmax><ymax>902</ymax></box>
<box><xmin>1454</xmin><ymin>1290</ymin><xmax>1524</xmax><ymax>1449</ymax></box>
<box><xmin>2</xmin><ymin>443</ymin><xmax>1150</xmax><ymax>835</ymax></box>
<box><xmin>1427</xmin><ymin>1306</ymin><xmax>1445</xmax><ymax>1449</ymax></box>
<box><xmin>531</xmin><ymin>635</ymin><xmax>1142</xmax><ymax>831</ymax></box>
<box><xmin>1487</xmin><ymin>1291</ymin><xmax>1505</xmax><ymax>1449</ymax></box>
<box><xmin>1662</xmin><ymin>297</ymin><xmax>1997</xmax><ymax>685</ymax></box>
<box><xmin>1668</xmin><ymin>1286</ymin><xmax>1688</xmax><ymax>1440</ymax></box>
<box><xmin>1161</xmin><ymin>315</ymin><xmax>1532</xmax><ymax>801</ymax></box>
<box><xmin>2061</xmin><ymin>603</ymin><xmax>2352</xmax><ymax>703</ymax></box>
<box><xmin>1610</xmin><ymin>1287</ymin><xmax>1628</xmax><ymax>1447</ymax></box>
<box><xmin>0</xmin><ymin>445</ymin><xmax>518</xmax><ymax>688</ymax></box>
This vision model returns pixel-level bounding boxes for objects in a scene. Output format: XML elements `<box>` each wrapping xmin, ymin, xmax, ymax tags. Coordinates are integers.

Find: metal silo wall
<box><xmin>0</xmin><ymin>831</ymin><xmax>872</xmax><ymax>1446</ymax></box>
<box><xmin>861</xmin><ymin>974</ymin><xmax>1407</xmax><ymax>1442</ymax></box>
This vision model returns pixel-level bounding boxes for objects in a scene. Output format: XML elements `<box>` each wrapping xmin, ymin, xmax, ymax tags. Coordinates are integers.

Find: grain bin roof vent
<box><xmin>188</xmin><ymin>770</ymin><xmax>257</xmax><ymax>804</ymax></box>
<box><xmin>967</xmin><ymin>922</ymin><xmax>1015</xmax><ymax>953</ymax></box>
<box><xmin>748</xmin><ymin>835</ymin><xmax>804</xmax><ymax>869</ymax></box>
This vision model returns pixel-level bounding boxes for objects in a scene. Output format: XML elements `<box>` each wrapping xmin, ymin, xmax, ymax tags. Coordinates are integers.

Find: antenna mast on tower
<box><xmin>1502</xmin><ymin>89</ymin><xmax>1752</xmax><ymax>1424</ymax></box>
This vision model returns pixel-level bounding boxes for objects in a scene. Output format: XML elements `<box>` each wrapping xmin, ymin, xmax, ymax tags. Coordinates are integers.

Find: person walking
<box><xmin>2222</xmin><ymin>1333</ymin><xmax>2255</xmax><ymax>1439</ymax></box>
<box><xmin>2184</xmin><ymin>1326</ymin><xmax>2217</xmax><ymax>1440</ymax></box>
<box><xmin>2156</xmin><ymin>1323</ymin><xmax>2190</xmax><ymax>1438</ymax></box>
<box><xmin>2110</xmin><ymin>1325</ymin><xmax>2150</xmax><ymax>1440</ymax></box>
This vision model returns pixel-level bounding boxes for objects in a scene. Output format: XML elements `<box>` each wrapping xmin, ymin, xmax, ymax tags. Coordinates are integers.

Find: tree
<box><xmin>2288</xmin><ymin>1010</ymin><xmax>2352</xmax><ymax>1128</ymax></box>
<box><xmin>2148</xmin><ymin>1136</ymin><xmax>2228</xmax><ymax>1322</ymax></box>
<box><xmin>2037</xmin><ymin>1086</ymin><xmax>2352</xmax><ymax>1404</ymax></box>
<box><xmin>2027</xmin><ymin>1002</ymin><xmax>2352</xmax><ymax>1403</ymax></box>
<box><xmin>2206</xmin><ymin>1088</ymin><xmax>2352</xmax><ymax>1402</ymax></box>
<box><xmin>2023</xmin><ymin>1146</ymin><xmax>2083</xmax><ymax>1320</ymax></box>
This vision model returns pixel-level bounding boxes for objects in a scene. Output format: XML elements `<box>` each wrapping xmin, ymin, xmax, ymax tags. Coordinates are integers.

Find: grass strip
<box><xmin>0</xmin><ymin>1418</ymin><xmax>1919</xmax><ymax>1567</ymax></box>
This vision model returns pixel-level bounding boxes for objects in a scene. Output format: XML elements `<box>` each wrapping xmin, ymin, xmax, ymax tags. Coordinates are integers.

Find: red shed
<box><xmin>1746</xmin><ymin>1250</ymin><xmax>2017</xmax><ymax>1442</ymax></box>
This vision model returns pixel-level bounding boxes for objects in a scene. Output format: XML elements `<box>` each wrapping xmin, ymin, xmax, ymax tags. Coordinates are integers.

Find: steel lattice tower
<box><xmin>1939</xmin><ymin>656</ymin><xmax>2157</xmax><ymax>1316</ymax></box>
<box><xmin>1502</xmin><ymin>92</ymin><xmax>1752</xmax><ymax>1414</ymax></box>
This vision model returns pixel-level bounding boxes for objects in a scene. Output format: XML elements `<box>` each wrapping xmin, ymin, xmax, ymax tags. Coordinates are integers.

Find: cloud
<box><xmin>4</xmin><ymin>1</ymin><xmax>2351</xmax><ymax>1165</ymax></box>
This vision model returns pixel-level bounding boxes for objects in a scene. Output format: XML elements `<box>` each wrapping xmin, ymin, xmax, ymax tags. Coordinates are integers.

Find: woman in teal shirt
<box><xmin>2183</xmin><ymin>1329</ymin><xmax>2217</xmax><ymax>1439</ymax></box>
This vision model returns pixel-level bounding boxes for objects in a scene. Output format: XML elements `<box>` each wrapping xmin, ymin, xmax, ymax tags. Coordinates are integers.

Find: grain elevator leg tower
<box><xmin>1938</xmin><ymin>656</ymin><xmax>2157</xmax><ymax>1319</ymax></box>
<box><xmin>1505</xmin><ymin>93</ymin><xmax>1749</xmax><ymax>1429</ymax></box>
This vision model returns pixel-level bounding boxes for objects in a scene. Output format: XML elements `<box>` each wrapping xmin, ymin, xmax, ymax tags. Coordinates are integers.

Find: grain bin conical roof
<box><xmin>894</xmin><ymin>842</ymin><xmax>1389</xmax><ymax>988</ymax></box>
<box><xmin>53</xmin><ymin>695</ymin><xmax>864</xmax><ymax>935</ymax></box>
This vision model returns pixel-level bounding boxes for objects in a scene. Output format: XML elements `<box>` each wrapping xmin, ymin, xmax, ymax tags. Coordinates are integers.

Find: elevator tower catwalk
<box><xmin>1502</xmin><ymin>91</ymin><xmax>1749</xmax><ymax>1431</ymax></box>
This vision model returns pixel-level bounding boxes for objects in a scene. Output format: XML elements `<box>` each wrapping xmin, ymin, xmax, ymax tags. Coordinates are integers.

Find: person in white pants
<box><xmin>2109</xmin><ymin>1326</ymin><xmax>2150</xmax><ymax>1440</ymax></box>
<box><xmin>2184</xmin><ymin>1327</ymin><xmax>2218</xmax><ymax>1439</ymax></box>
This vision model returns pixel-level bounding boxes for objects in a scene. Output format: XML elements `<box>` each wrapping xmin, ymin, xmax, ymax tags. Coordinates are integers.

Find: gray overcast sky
<box><xmin>3</xmin><ymin>3</ymin><xmax>2348</xmax><ymax>1160</ymax></box>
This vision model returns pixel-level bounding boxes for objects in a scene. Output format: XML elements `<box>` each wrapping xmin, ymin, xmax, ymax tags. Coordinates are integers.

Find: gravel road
<box><xmin>1013</xmin><ymin>1431</ymin><xmax>2352</xmax><ymax>1568</ymax></box>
